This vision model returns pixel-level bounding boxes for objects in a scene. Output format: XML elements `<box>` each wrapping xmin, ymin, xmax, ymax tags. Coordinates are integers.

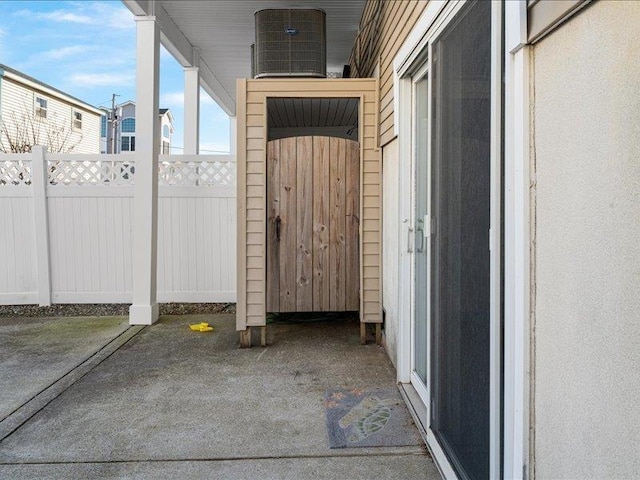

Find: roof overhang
<box><xmin>122</xmin><ymin>0</ymin><xmax>365</xmax><ymax>117</ymax></box>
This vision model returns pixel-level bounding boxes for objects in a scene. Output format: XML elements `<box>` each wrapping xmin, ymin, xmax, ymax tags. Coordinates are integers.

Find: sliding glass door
<box><xmin>429</xmin><ymin>1</ymin><xmax>492</xmax><ymax>479</ymax></box>
<box><xmin>413</xmin><ymin>68</ymin><xmax>429</xmax><ymax>392</ymax></box>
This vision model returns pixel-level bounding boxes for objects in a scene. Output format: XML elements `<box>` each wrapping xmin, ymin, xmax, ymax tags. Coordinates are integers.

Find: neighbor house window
<box><xmin>100</xmin><ymin>115</ymin><xmax>107</xmax><ymax>137</ymax></box>
<box><xmin>35</xmin><ymin>96</ymin><xmax>48</xmax><ymax>119</ymax></box>
<box><xmin>163</xmin><ymin>125</ymin><xmax>170</xmax><ymax>138</ymax></box>
<box><xmin>162</xmin><ymin>140</ymin><xmax>170</xmax><ymax>154</ymax></box>
<box><xmin>121</xmin><ymin>135</ymin><xmax>135</xmax><ymax>152</ymax></box>
<box><xmin>121</xmin><ymin>117</ymin><xmax>135</xmax><ymax>133</ymax></box>
<box><xmin>72</xmin><ymin>111</ymin><xmax>82</xmax><ymax>131</ymax></box>
<box><xmin>121</xmin><ymin>118</ymin><xmax>135</xmax><ymax>152</ymax></box>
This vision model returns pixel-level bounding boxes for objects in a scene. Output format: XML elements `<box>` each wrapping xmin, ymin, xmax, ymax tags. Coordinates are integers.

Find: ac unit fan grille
<box><xmin>254</xmin><ymin>9</ymin><xmax>326</xmax><ymax>78</ymax></box>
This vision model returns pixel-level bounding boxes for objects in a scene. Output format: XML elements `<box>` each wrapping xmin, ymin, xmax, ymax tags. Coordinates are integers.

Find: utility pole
<box><xmin>110</xmin><ymin>93</ymin><xmax>120</xmax><ymax>154</ymax></box>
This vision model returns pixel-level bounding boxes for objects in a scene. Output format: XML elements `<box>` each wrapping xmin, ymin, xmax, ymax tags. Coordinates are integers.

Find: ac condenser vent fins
<box><xmin>254</xmin><ymin>9</ymin><xmax>326</xmax><ymax>78</ymax></box>
<box><xmin>250</xmin><ymin>43</ymin><xmax>255</xmax><ymax>79</ymax></box>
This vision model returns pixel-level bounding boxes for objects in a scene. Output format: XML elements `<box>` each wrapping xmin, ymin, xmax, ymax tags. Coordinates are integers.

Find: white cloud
<box><xmin>14</xmin><ymin>8</ymin><xmax>94</xmax><ymax>25</ymax></box>
<box><xmin>102</xmin><ymin>5</ymin><xmax>135</xmax><ymax>30</ymax></box>
<box><xmin>160</xmin><ymin>91</ymin><xmax>184</xmax><ymax>107</ymax></box>
<box><xmin>70</xmin><ymin>72</ymin><xmax>135</xmax><ymax>87</ymax></box>
<box><xmin>14</xmin><ymin>3</ymin><xmax>134</xmax><ymax>30</ymax></box>
<box><xmin>39</xmin><ymin>45</ymin><xmax>88</xmax><ymax>61</ymax></box>
<box><xmin>44</xmin><ymin>10</ymin><xmax>95</xmax><ymax>24</ymax></box>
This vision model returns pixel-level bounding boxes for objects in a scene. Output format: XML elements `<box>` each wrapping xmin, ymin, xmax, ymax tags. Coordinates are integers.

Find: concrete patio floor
<box><xmin>0</xmin><ymin>313</ymin><xmax>440</xmax><ymax>479</ymax></box>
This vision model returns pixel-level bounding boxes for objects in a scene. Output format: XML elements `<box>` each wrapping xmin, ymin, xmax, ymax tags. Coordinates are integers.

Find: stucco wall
<box><xmin>532</xmin><ymin>2</ymin><xmax>640</xmax><ymax>478</ymax></box>
<box><xmin>382</xmin><ymin>138</ymin><xmax>399</xmax><ymax>366</ymax></box>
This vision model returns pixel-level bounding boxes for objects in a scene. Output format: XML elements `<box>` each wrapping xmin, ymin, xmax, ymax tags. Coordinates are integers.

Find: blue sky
<box><xmin>0</xmin><ymin>0</ymin><xmax>230</xmax><ymax>153</ymax></box>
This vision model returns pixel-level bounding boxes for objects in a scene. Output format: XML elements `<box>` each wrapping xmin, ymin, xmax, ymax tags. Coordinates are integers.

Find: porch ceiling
<box><xmin>123</xmin><ymin>0</ymin><xmax>366</xmax><ymax>116</ymax></box>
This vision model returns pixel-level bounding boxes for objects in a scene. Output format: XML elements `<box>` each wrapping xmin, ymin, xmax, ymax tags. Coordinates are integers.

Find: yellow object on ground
<box><xmin>189</xmin><ymin>322</ymin><xmax>213</xmax><ymax>332</ymax></box>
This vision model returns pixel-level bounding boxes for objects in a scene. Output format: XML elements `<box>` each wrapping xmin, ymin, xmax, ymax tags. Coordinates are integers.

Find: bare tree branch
<box><xmin>0</xmin><ymin>105</ymin><xmax>82</xmax><ymax>154</ymax></box>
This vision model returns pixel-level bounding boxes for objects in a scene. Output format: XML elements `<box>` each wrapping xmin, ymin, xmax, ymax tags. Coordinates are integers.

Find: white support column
<box><xmin>229</xmin><ymin>115</ymin><xmax>237</xmax><ymax>157</ymax></box>
<box><xmin>31</xmin><ymin>145</ymin><xmax>52</xmax><ymax>306</ymax></box>
<box><xmin>184</xmin><ymin>62</ymin><xmax>200</xmax><ymax>155</ymax></box>
<box><xmin>129</xmin><ymin>15</ymin><xmax>161</xmax><ymax>325</ymax></box>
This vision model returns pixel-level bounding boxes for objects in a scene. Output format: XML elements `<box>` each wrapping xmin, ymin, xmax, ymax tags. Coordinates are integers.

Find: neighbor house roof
<box><xmin>0</xmin><ymin>63</ymin><xmax>103</xmax><ymax>115</ymax></box>
<box><xmin>100</xmin><ymin>103</ymin><xmax>173</xmax><ymax>121</ymax></box>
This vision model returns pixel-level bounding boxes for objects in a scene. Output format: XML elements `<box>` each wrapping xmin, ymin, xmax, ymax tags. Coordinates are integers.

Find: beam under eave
<box><xmin>155</xmin><ymin>5</ymin><xmax>193</xmax><ymax>65</ymax></box>
<box><xmin>198</xmin><ymin>60</ymin><xmax>236</xmax><ymax>117</ymax></box>
<box><xmin>122</xmin><ymin>0</ymin><xmax>236</xmax><ymax>116</ymax></box>
<box><xmin>155</xmin><ymin>4</ymin><xmax>236</xmax><ymax>115</ymax></box>
<box><xmin>122</xmin><ymin>0</ymin><xmax>148</xmax><ymax>16</ymax></box>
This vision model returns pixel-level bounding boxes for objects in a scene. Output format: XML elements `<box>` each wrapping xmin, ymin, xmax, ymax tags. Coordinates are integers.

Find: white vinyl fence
<box><xmin>0</xmin><ymin>147</ymin><xmax>236</xmax><ymax>305</ymax></box>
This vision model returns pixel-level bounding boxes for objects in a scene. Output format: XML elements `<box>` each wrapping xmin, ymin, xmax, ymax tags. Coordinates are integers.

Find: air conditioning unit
<box><xmin>250</xmin><ymin>44</ymin><xmax>255</xmax><ymax>79</ymax></box>
<box><xmin>254</xmin><ymin>9</ymin><xmax>326</xmax><ymax>78</ymax></box>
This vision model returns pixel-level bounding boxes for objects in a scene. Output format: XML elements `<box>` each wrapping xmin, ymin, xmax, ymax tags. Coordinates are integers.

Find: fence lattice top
<box><xmin>0</xmin><ymin>159</ymin><xmax>31</xmax><ymax>185</ymax></box>
<box><xmin>158</xmin><ymin>158</ymin><xmax>236</xmax><ymax>187</ymax></box>
<box><xmin>0</xmin><ymin>154</ymin><xmax>236</xmax><ymax>187</ymax></box>
<box><xmin>48</xmin><ymin>158</ymin><xmax>135</xmax><ymax>186</ymax></box>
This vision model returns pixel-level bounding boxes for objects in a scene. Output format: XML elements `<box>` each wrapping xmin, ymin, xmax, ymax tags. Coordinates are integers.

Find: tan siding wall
<box><xmin>350</xmin><ymin>0</ymin><xmax>428</xmax><ymax>146</ymax></box>
<box><xmin>237</xmin><ymin>78</ymin><xmax>381</xmax><ymax>329</ymax></box>
<box><xmin>0</xmin><ymin>78</ymin><xmax>100</xmax><ymax>153</ymax></box>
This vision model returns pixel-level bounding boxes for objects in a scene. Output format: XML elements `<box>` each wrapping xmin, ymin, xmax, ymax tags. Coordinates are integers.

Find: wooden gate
<box><xmin>266</xmin><ymin>136</ymin><xmax>359</xmax><ymax>313</ymax></box>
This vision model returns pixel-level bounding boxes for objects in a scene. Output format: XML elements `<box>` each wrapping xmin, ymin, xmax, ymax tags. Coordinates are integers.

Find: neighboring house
<box><xmin>0</xmin><ymin>63</ymin><xmax>101</xmax><ymax>154</ymax></box>
<box><xmin>100</xmin><ymin>101</ymin><xmax>174</xmax><ymax>154</ymax></box>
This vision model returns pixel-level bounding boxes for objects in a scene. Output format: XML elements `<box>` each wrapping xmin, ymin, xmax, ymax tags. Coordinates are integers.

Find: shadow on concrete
<box><xmin>0</xmin><ymin>314</ymin><xmax>440</xmax><ymax>479</ymax></box>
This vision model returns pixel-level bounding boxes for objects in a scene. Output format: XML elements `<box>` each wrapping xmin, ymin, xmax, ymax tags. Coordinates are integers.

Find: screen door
<box><xmin>430</xmin><ymin>2</ymin><xmax>492</xmax><ymax>479</ymax></box>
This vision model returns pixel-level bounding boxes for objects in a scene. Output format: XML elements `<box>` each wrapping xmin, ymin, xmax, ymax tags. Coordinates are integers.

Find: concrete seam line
<box><xmin>0</xmin><ymin>321</ymin><xmax>133</xmax><ymax>422</ymax></box>
<box><xmin>0</xmin><ymin>451</ymin><xmax>430</xmax><ymax>466</ymax></box>
<box><xmin>0</xmin><ymin>326</ymin><xmax>145</xmax><ymax>442</ymax></box>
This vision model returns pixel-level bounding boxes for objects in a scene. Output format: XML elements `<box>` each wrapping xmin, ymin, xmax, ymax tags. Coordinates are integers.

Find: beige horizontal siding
<box><xmin>1</xmin><ymin>77</ymin><xmax>100</xmax><ymax>153</ymax></box>
<box><xmin>350</xmin><ymin>0</ymin><xmax>428</xmax><ymax>147</ymax></box>
<box><xmin>236</xmin><ymin>78</ymin><xmax>382</xmax><ymax>330</ymax></box>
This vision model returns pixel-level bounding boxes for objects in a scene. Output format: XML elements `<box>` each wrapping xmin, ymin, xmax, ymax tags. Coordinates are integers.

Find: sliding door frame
<box><xmin>395</xmin><ymin>1</ymin><xmax>505</xmax><ymax>478</ymax></box>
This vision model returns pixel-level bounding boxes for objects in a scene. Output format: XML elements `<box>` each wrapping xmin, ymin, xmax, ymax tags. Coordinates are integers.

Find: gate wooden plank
<box><xmin>329</xmin><ymin>137</ymin><xmax>347</xmax><ymax>311</ymax></box>
<box><xmin>296</xmin><ymin>136</ymin><xmax>313</xmax><ymax>311</ymax></box>
<box><xmin>313</xmin><ymin>136</ymin><xmax>331</xmax><ymax>311</ymax></box>
<box><xmin>266</xmin><ymin>139</ymin><xmax>280</xmax><ymax>312</ymax></box>
<box><xmin>279</xmin><ymin>137</ymin><xmax>297</xmax><ymax>311</ymax></box>
<box><xmin>267</xmin><ymin>135</ymin><xmax>361</xmax><ymax>315</ymax></box>
<box><xmin>345</xmin><ymin>139</ymin><xmax>360</xmax><ymax>310</ymax></box>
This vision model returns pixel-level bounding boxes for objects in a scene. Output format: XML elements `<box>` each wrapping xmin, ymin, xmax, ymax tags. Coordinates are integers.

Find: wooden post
<box><xmin>239</xmin><ymin>328</ymin><xmax>251</xmax><ymax>348</ymax></box>
<box><xmin>360</xmin><ymin>322</ymin><xmax>367</xmax><ymax>345</ymax></box>
<box><xmin>260</xmin><ymin>326</ymin><xmax>267</xmax><ymax>347</ymax></box>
